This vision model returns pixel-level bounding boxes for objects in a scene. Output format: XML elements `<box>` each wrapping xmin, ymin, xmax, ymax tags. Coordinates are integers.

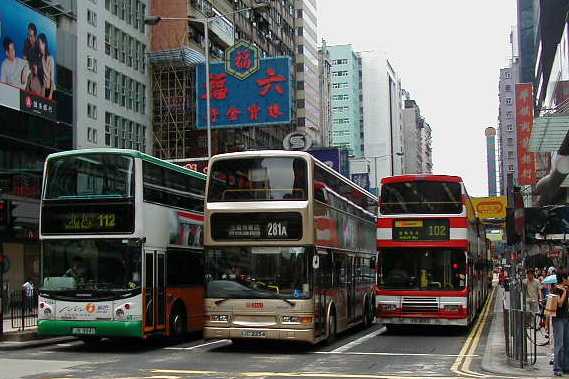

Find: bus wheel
<box><xmin>171</xmin><ymin>306</ymin><xmax>187</xmax><ymax>338</ymax></box>
<box><xmin>364</xmin><ymin>301</ymin><xmax>374</xmax><ymax>328</ymax></box>
<box><xmin>325</xmin><ymin>312</ymin><xmax>337</xmax><ymax>345</ymax></box>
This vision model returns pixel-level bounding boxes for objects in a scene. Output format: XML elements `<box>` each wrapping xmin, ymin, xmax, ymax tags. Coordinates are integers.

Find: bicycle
<box><xmin>526</xmin><ymin>300</ymin><xmax>550</xmax><ymax>347</ymax></box>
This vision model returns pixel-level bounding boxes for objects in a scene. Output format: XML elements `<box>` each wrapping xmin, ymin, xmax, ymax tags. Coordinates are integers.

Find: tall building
<box><xmin>150</xmin><ymin>0</ymin><xmax>297</xmax><ymax>160</ymax></box>
<box><xmin>517</xmin><ymin>0</ymin><xmax>539</xmax><ymax>84</ymax></box>
<box><xmin>359</xmin><ymin>52</ymin><xmax>403</xmax><ymax>191</ymax></box>
<box><xmin>401</xmin><ymin>97</ymin><xmax>432</xmax><ymax>174</ymax></box>
<box><xmin>326</xmin><ymin>44</ymin><xmax>362</xmax><ymax>157</ymax></box>
<box><xmin>497</xmin><ymin>65</ymin><xmax>518</xmax><ymax>195</ymax></box>
<box><xmin>82</xmin><ymin>0</ymin><xmax>151</xmax><ymax>151</ymax></box>
<box><xmin>486</xmin><ymin>127</ymin><xmax>498</xmax><ymax>196</ymax></box>
<box><xmin>0</xmin><ymin>0</ymin><xmax>74</xmax><ymax>290</ymax></box>
<box><xmin>318</xmin><ymin>39</ymin><xmax>332</xmax><ymax>147</ymax></box>
<box><xmin>295</xmin><ymin>0</ymin><xmax>320</xmax><ymax>144</ymax></box>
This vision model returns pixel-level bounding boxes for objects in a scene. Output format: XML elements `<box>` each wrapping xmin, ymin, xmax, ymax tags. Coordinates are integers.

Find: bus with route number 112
<box><xmin>203</xmin><ymin>150</ymin><xmax>378</xmax><ymax>344</ymax></box>
<box><xmin>376</xmin><ymin>175</ymin><xmax>488</xmax><ymax>328</ymax></box>
<box><xmin>37</xmin><ymin>149</ymin><xmax>206</xmax><ymax>342</ymax></box>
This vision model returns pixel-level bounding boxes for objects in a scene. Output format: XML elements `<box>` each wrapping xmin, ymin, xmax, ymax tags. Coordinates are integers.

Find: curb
<box><xmin>0</xmin><ymin>336</ymin><xmax>77</xmax><ymax>351</ymax></box>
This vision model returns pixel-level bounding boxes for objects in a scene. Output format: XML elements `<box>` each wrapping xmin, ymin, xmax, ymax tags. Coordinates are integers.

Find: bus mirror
<box><xmin>312</xmin><ymin>255</ymin><xmax>320</xmax><ymax>270</ymax></box>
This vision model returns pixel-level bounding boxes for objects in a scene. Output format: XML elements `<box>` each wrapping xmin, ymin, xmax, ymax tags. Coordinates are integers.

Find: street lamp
<box><xmin>144</xmin><ymin>1</ymin><xmax>269</xmax><ymax>159</ymax></box>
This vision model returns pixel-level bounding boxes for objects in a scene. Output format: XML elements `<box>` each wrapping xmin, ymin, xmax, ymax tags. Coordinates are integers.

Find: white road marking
<box><xmin>164</xmin><ymin>339</ymin><xmax>231</xmax><ymax>351</ymax></box>
<box><xmin>330</xmin><ymin>326</ymin><xmax>387</xmax><ymax>353</ymax></box>
<box><xmin>314</xmin><ymin>351</ymin><xmax>478</xmax><ymax>358</ymax></box>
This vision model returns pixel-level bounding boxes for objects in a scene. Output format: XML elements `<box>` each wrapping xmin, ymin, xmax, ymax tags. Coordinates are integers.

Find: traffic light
<box><xmin>0</xmin><ymin>200</ymin><xmax>11</xmax><ymax>229</ymax></box>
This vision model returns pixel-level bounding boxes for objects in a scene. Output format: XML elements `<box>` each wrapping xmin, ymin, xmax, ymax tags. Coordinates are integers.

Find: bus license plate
<box><xmin>72</xmin><ymin>327</ymin><xmax>96</xmax><ymax>335</ymax></box>
<box><xmin>240</xmin><ymin>330</ymin><xmax>266</xmax><ymax>338</ymax></box>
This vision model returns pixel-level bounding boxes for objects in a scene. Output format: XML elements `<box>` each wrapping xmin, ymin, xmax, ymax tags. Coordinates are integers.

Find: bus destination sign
<box><xmin>392</xmin><ymin>219</ymin><xmax>449</xmax><ymax>241</ymax></box>
<box><xmin>41</xmin><ymin>203</ymin><xmax>134</xmax><ymax>234</ymax></box>
<box><xmin>212</xmin><ymin>212</ymin><xmax>302</xmax><ymax>241</ymax></box>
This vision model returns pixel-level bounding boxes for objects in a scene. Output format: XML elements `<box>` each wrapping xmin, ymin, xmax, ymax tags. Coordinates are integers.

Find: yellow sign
<box><xmin>471</xmin><ymin>196</ymin><xmax>507</xmax><ymax>220</ymax></box>
<box><xmin>394</xmin><ymin>220</ymin><xmax>423</xmax><ymax>228</ymax></box>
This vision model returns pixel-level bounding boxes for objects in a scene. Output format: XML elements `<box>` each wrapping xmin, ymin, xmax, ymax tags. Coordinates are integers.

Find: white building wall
<box><xmin>360</xmin><ymin>53</ymin><xmax>403</xmax><ymax>191</ymax></box>
<box><xmin>76</xmin><ymin>0</ymin><xmax>151</xmax><ymax>152</ymax></box>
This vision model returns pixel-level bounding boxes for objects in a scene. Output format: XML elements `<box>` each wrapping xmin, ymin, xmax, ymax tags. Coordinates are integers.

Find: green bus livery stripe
<box><xmin>38</xmin><ymin>320</ymin><xmax>144</xmax><ymax>338</ymax></box>
<box><xmin>46</xmin><ymin>149</ymin><xmax>207</xmax><ymax>181</ymax></box>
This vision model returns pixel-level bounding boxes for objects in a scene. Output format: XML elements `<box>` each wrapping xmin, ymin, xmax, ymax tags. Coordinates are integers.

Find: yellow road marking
<box><xmin>152</xmin><ymin>369</ymin><xmax>460</xmax><ymax>378</ymax></box>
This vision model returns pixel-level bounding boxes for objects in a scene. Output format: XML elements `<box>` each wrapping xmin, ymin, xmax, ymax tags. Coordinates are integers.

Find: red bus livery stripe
<box><xmin>381</xmin><ymin>175</ymin><xmax>462</xmax><ymax>184</ymax></box>
<box><xmin>377</xmin><ymin>240</ymin><xmax>469</xmax><ymax>249</ymax></box>
<box><xmin>377</xmin><ymin>217</ymin><xmax>468</xmax><ymax>228</ymax></box>
<box><xmin>177</xmin><ymin>211</ymin><xmax>205</xmax><ymax>222</ymax></box>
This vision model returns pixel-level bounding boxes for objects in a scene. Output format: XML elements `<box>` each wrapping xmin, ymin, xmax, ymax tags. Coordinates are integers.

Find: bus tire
<box><xmin>325</xmin><ymin>309</ymin><xmax>337</xmax><ymax>345</ymax></box>
<box><xmin>365</xmin><ymin>299</ymin><xmax>375</xmax><ymax>328</ymax></box>
<box><xmin>170</xmin><ymin>302</ymin><xmax>187</xmax><ymax>338</ymax></box>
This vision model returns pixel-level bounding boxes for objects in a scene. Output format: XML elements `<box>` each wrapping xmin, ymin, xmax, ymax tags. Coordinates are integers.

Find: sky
<box><xmin>318</xmin><ymin>0</ymin><xmax>517</xmax><ymax>197</ymax></box>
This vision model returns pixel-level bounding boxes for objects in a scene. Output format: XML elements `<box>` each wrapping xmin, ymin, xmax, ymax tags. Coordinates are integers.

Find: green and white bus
<box><xmin>38</xmin><ymin>149</ymin><xmax>206</xmax><ymax>341</ymax></box>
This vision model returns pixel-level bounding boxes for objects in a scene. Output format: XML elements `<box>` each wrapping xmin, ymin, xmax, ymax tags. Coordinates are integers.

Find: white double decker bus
<box><xmin>203</xmin><ymin>150</ymin><xmax>378</xmax><ymax>344</ymax></box>
<box><xmin>38</xmin><ymin>149</ymin><xmax>206</xmax><ymax>342</ymax></box>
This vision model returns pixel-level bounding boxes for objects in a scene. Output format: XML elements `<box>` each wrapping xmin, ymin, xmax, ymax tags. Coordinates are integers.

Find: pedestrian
<box><xmin>523</xmin><ymin>268</ymin><xmax>543</xmax><ymax>314</ymax></box>
<box><xmin>551</xmin><ymin>272</ymin><xmax>569</xmax><ymax>376</ymax></box>
<box><xmin>21</xmin><ymin>278</ymin><xmax>34</xmax><ymax>314</ymax></box>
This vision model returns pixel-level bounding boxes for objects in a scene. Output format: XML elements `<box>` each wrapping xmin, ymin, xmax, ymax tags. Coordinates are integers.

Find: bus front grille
<box><xmin>401</xmin><ymin>297</ymin><xmax>439</xmax><ymax>313</ymax></box>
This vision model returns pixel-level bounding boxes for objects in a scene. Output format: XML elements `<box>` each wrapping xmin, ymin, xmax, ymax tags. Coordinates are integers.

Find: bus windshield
<box><xmin>41</xmin><ymin>239</ymin><xmax>142</xmax><ymax>293</ymax></box>
<box><xmin>380</xmin><ymin>248</ymin><xmax>466</xmax><ymax>290</ymax></box>
<box><xmin>44</xmin><ymin>154</ymin><xmax>134</xmax><ymax>199</ymax></box>
<box><xmin>380</xmin><ymin>181</ymin><xmax>462</xmax><ymax>214</ymax></box>
<box><xmin>205</xmin><ymin>246</ymin><xmax>310</xmax><ymax>299</ymax></box>
<box><xmin>208</xmin><ymin>157</ymin><xmax>307</xmax><ymax>202</ymax></box>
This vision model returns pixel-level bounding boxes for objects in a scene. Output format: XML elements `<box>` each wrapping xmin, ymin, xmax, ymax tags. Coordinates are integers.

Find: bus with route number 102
<box><xmin>203</xmin><ymin>150</ymin><xmax>378</xmax><ymax>344</ymax></box>
<box><xmin>37</xmin><ymin>149</ymin><xmax>206</xmax><ymax>342</ymax></box>
<box><xmin>376</xmin><ymin>175</ymin><xmax>488</xmax><ymax>328</ymax></box>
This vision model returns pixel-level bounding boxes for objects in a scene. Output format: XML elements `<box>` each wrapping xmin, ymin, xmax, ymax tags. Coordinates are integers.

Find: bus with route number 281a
<box><xmin>37</xmin><ymin>149</ymin><xmax>206</xmax><ymax>342</ymax></box>
<box><xmin>203</xmin><ymin>150</ymin><xmax>378</xmax><ymax>344</ymax></box>
<box><xmin>376</xmin><ymin>175</ymin><xmax>488</xmax><ymax>328</ymax></box>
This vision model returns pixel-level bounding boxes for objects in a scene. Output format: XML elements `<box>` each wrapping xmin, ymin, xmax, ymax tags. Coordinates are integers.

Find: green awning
<box><xmin>529</xmin><ymin>115</ymin><xmax>569</xmax><ymax>152</ymax></box>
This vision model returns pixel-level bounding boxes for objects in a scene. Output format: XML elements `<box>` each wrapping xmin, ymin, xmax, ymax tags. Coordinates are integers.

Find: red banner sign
<box><xmin>516</xmin><ymin>83</ymin><xmax>536</xmax><ymax>185</ymax></box>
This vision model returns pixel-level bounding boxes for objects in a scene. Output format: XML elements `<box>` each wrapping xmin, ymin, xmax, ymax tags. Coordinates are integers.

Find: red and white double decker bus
<box><xmin>376</xmin><ymin>175</ymin><xmax>488</xmax><ymax>327</ymax></box>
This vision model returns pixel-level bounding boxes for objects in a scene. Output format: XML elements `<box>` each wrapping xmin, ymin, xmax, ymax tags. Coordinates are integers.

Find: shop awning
<box><xmin>529</xmin><ymin>115</ymin><xmax>569</xmax><ymax>152</ymax></box>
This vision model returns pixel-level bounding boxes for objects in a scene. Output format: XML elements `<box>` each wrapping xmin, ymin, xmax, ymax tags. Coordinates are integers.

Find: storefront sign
<box><xmin>516</xmin><ymin>83</ymin><xmax>536</xmax><ymax>185</ymax></box>
<box><xmin>472</xmin><ymin>196</ymin><xmax>507</xmax><ymax>220</ymax></box>
<box><xmin>283</xmin><ymin>131</ymin><xmax>312</xmax><ymax>151</ymax></box>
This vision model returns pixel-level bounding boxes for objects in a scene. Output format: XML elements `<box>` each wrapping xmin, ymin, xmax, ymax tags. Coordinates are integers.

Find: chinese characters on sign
<box><xmin>196</xmin><ymin>56</ymin><xmax>292</xmax><ymax>129</ymax></box>
<box><xmin>516</xmin><ymin>83</ymin><xmax>536</xmax><ymax>185</ymax></box>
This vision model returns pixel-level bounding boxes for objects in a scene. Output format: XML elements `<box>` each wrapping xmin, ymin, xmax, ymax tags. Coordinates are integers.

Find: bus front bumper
<box><xmin>204</xmin><ymin>326</ymin><xmax>315</xmax><ymax>343</ymax></box>
<box><xmin>379</xmin><ymin>317</ymin><xmax>468</xmax><ymax>326</ymax></box>
<box><xmin>38</xmin><ymin>320</ymin><xmax>143</xmax><ymax>338</ymax></box>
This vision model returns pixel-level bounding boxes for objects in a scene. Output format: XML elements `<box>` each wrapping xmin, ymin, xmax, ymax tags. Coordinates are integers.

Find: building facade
<box><xmin>0</xmin><ymin>0</ymin><xmax>76</xmax><ymax>291</ymax></box>
<box><xmin>318</xmin><ymin>39</ymin><xmax>332</xmax><ymax>147</ymax></box>
<box><xmin>401</xmin><ymin>98</ymin><xmax>432</xmax><ymax>174</ymax></box>
<box><xmin>326</xmin><ymin>44</ymin><xmax>362</xmax><ymax>157</ymax></box>
<box><xmin>295</xmin><ymin>0</ymin><xmax>320</xmax><ymax>144</ymax></box>
<box><xmin>79</xmin><ymin>0</ymin><xmax>151</xmax><ymax>152</ymax></box>
<box><xmin>150</xmin><ymin>0</ymin><xmax>297</xmax><ymax>160</ymax></box>
<box><xmin>497</xmin><ymin>65</ymin><xmax>518</xmax><ymax>195</ymax></box>
<box><xmin>359</xmin><ymin>52</ymin><xmax>403</xmax><ymax>191</ymax></box>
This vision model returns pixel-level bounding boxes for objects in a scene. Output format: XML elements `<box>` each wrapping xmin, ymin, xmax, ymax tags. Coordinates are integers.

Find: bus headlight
<box><xmin>282</xmin><ymin>316</ymin><xmax>312</xmax><ymax>325</ymax></box>
<box><xmin>115</xmin><ymin>308</ymin><xmax>126</xmax><ymax>320</ymax></box>
<box><xmin>209</xmin><ymin>314</ymin><xmax>229</xmax><ymax>322</ymax></box>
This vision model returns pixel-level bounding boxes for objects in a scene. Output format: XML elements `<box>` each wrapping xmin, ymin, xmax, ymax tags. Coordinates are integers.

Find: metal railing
<box><xmin>1</xmin><ymin>289</ymin><xmax>38</xmax><ymax>335</ymax></box>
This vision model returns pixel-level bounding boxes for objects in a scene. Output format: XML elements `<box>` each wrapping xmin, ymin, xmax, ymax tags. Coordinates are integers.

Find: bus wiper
<box><xmin>214</xmin><ymin>298</ymin><xmax>230</xmax><ymax>305</ymax></box>
<box><xmin>280</xmin><ymin>298</ymin><xmax>296</xmax><ymax>307</ymax></box>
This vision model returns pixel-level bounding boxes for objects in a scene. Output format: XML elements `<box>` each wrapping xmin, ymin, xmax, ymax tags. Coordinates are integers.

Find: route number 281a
<box><xmin>267</xmin><ymin>222</ymin><xmax>288</xmax><ymax>238</ymax></box>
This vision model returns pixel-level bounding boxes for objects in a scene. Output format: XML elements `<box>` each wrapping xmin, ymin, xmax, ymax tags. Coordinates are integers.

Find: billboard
<box><xmin>308</xmin><ymin>148</ymin><xmax>350</xmax><ymax>178</ymax></box>
<box><xmin>516</xmin><ymin>83</ymin><xmax>535</xmax><ymax>185</ymax></box>
<box><xmin>0</xmin><ymin>0</ymin><xmax>57</xmax><ymax>120</ymax></box>
<box><xmin>472</xmin><ymin>196</ymin><xmax>507</xmax><ymax>220</ymax></box>
<box><xmin>196</xmin><ymin>56</ymin><xmax>292</xmax><ymax>129</ymax></box>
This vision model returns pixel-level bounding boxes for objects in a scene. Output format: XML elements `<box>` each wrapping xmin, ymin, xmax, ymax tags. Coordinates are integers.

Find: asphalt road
<box><xmin>0</xmin><ymin>318</ymin><xmax>492</xmax><ymax>379</ymax></box>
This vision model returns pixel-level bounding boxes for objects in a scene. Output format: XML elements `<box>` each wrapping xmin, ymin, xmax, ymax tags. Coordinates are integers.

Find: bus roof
<box><xmin>381</xmin><ymin>174</ymin><xmax>463</xmax><ymax>185</ymax></box>
<box><xmin>210</xmin><ymin>150</ymin><xmax>377</xmax><ymax>201</ymax></box>
<box><xmin>46</xmin><ymin>148</ymin><xmax>206</xmax><ymax>181</ymax></box>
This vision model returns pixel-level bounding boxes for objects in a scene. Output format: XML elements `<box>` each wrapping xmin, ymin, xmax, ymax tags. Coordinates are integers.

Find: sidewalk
<box><xmin>0</xmin><ymin>318</ymin><xmax>75</xmax><ymax>350</ymax></box>
<box><xmin>481</xmin><ymin>286</ymin><xmax>552</xmax><ymax>377</ymax></box>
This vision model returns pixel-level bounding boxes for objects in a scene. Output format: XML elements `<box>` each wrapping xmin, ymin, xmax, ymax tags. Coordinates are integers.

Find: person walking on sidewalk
<box><xmin>551</xmin><ymin>272</ymin><xmax>569</xmax><ymax>376</ymax></box>
<box><xmin>523</xmin><ymin>269</ymin><xmax>543</xmax><ymax>314</ymax></box>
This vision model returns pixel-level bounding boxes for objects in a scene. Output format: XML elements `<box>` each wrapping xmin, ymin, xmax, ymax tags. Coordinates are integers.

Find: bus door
<box><xmin>347</xmin><ymin>256</ymin><xmax>355</xmax><ymax>321</ymax></box>
<box><xmin>314</xmin><ymin>249</ymin><xmax>330</xmax><ymax>338</ymax></box>
<box><xmin>144</xmin><ymin>249</ymin><xmax>166</xmax><ymax>333</ymax></box>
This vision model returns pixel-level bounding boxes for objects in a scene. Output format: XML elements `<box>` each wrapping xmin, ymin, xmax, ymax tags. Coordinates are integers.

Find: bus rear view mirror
<box><xmin>312</xmin><ymin>255</ymin><xmax>320</xmax><ymax>270</ymax></box>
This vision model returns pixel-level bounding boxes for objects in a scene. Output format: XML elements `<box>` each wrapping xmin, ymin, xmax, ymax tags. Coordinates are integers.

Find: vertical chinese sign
<box><xmin>516</xmin><ymin>83</ymin><xmax>536</xmax><ymax>185</ymax></box>
<box><xmin>196</xmin><ymin>49</ymin><xmax>292</xmax><ymax>129</ymax></box>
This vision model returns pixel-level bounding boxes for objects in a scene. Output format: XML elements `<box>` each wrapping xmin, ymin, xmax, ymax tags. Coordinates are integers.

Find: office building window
<box><xmin>508</xmin><ymin>164</ymin><xmax>514</xmax><ymax>172</ymax></box>
<box><xmin>87</xmin><ymin>33</ymin><xmax>97</xmax><ymax>50</ymax></box>
<box><xmin>507</xmin><ymin>137</ymin><xmax>513</xmax><ymax>146</ymax></box>
<box><xmin>332</xmin><ymin>94</ymin><xmax>349</xmax><ymax>101</ymax></box>
<box><xmin>87</xmin><ymin>80</ymin><xmax>97</xmax><ymax>96</ymax></box>
<box><xmin>87</xmin><ymin>103</ymin><xmax>98</xmax><ymax>120</ymax></box>
<box><xmin>507</xmin><ymin>151</ymin><xmax>514</xmax><ymax>159</ymax></box>
<box><xmin>505</xmin><ymin>84</ymin><xmax>512</xmax><ymax>92</ymax></box>
<box><xmin>507</xmin><ymin>124</ymin><xmax>513</xmax><ymax>132</ymax></box>
<box><xmin>506</xmin><ymin>111</ymin><xmax>512</xmax><ymax>119</ymax></box>
<box><xmin>504</xmin><ymin>72</ymin><xmax>511</xmax><ymax>79</ymax></box>
<box><xmin>505</xmin><ymin>98</ymin><xmax>512</xmax><ymax>105</ymax></box>
<box><xmin>333</xmin><ymin>70</ymin><xmax>348</xmax><ymax>77</ymax></box>
<box><xmin>87</xmin><ymin>9</ymin><xmax>97</xmax><ymax>26</ymax></box>
<box><xmin>87</xmin><ymin>56</ymin><xmax>97</xmax><ymax>72</ymax></box>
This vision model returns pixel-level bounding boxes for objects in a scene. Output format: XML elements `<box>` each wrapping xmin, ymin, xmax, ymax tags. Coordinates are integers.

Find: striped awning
<box><xmin>148</xmin><ymin>47</ymin><xmax>205</xmax><ymax>67</ymax></box>
<box><xmin>529</xmin><ymin>115</ymin><xmax>569</xmax><ymax>152</ymax></box>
